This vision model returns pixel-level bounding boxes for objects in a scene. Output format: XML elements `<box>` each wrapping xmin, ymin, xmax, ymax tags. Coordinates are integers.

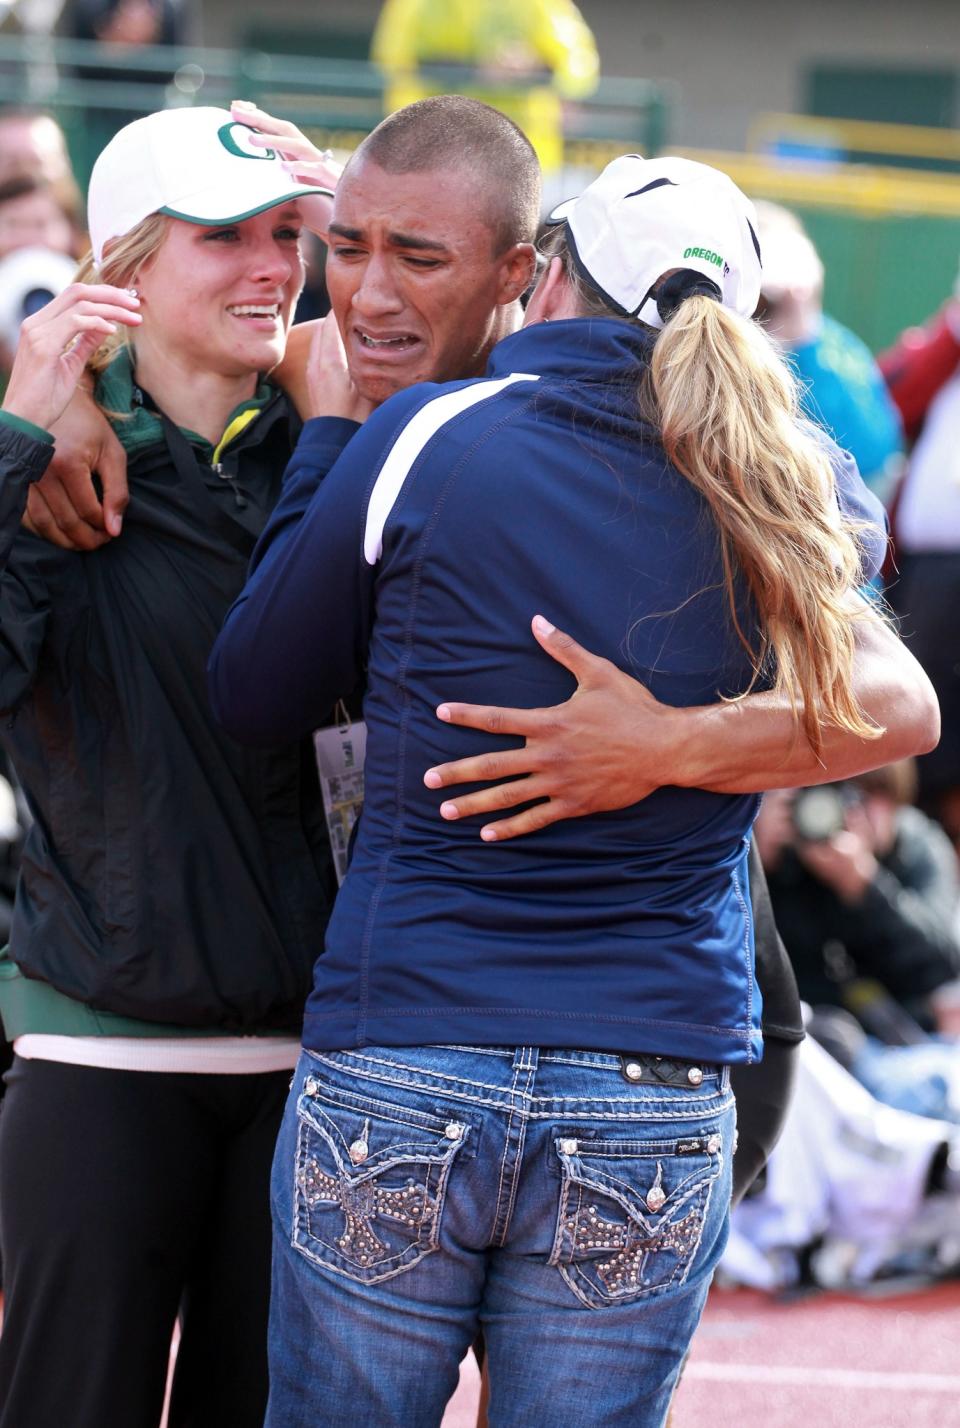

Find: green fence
<box><xmin>799</xmin><ymin>209</ymin><xmax>959</xmax><ymax>354</ymax></box>
<box><xmin>678</xmin><ymin>147</ymin><xmax>960</xmax><ymax>352</ymax></box>
<box><xmin>0</xmin><ymin>36</ymin><xmax>671</xmax><ymax>191</ymax></box>
<box><xmin>4</xmin><ymin>35</ymin><xmax>955</xmax><ymax>351</ymax></box>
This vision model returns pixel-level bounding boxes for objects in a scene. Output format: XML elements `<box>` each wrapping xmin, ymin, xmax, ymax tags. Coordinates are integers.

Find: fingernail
<box><xmin>232</xmin><ymin>99</ymin><xmax>256</xmax><ymax>109</ymax></box>
<box><xmin>436</xmin><ymin>704</ymin><xmax>452</xmax><ymax>722</ymax></box>
<box><xmin>108</xmin><ymin>513</ymin><xmax>123</xmax><ymax>536</ymax></box>
<box><xmin>532</xmin><ymin>615</ymin><xmax>555</xmax><ymax>636</ymax></box>
<box><xmin>440</xmin><ymin>802</ymin><xmax>459</xmax><ymax>820</ymax></box>
<box><xmin>423</xmin><ymin>769</ymin><xmax>441</xmax><ymax>789</ymax></box>
<box><xmin>481</xmin><ymin>827</ymin><xmax>498</xmax><ymax>842</ymax></box>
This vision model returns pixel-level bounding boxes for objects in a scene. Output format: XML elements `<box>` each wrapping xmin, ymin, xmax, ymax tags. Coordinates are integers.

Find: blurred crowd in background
<box><xmin>1</xmin><ymin>0</ymin><xmax>960</xmax><ymax>1305</ymax></box>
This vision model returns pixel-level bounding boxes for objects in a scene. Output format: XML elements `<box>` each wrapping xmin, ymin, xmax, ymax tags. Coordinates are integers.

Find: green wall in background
<box><xmin>795</xmin><ymin>209</ymin><xmax>960</xmax><ymax>353</ymax></box>
<box><xmin>807</xmin><ymin>65</ymin><xmax>958</xmax><ymax>131</ymax></box>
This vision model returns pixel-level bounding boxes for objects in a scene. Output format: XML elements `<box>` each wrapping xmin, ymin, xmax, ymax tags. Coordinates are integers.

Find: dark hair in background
<box><xmin>0</xmin><ymin>108</ymin><xmax>82</xmax><ymax>217</ymax></box>
<box><xmin>0</xmin><ymin>172</ymin><xmax>81</xmax><ymax>229</ymax></box>
<box><xmin>0</xmin><ymin>173</ymin><xmax>49</xmax><ymax>207</ymax></box>
<box><xmin>357</xmin><ymin>96</ymin><xmax>541</xmax><ymax>254</ymax></box>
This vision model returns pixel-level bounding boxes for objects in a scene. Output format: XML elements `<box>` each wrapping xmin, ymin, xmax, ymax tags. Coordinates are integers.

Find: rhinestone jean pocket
<box><xmin>548</xmin><ymin>1132</ymin><xmax>723</xmax><ymax>1310</ymax></box>
<box><xmin>291</xmin><ymin>1076</ymin><xmax>469</xmax><ymax>1285</ymax></box>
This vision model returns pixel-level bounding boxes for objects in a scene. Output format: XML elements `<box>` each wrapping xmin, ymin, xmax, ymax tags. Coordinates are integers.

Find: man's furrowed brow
<box><xmin>327</xmin><ymin>223</ymin><xmax>364</xmax><ymax>241</ymax></box>
<box><xmin>387</xmin><ymin>230</ymin><xmax>452</xmax><ymax>254</ymax></box>
<box><xmin>327</xmin><ymin>221</ymin><xmax>451</xmax><ymax>254</ymax></box>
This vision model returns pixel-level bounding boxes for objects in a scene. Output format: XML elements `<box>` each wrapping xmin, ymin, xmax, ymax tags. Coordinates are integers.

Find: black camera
<box><xmin>790</xmin><ymin>783</ymin><xmax>860</xmax><ymax>843</ymax></box>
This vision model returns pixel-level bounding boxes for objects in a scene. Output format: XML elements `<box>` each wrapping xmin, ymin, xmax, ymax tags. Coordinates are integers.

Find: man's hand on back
<box><xmin>423</xmin><ymin>615</ymin><xmax>670</xmax><ymax>841</ymax></box>
<box><xmin>23</xmin><ymin>387</ymin><xmax>128</xmax><ymax>551</ymax></box>
<box><xmin>423</xmin><ymin>607</ymin><xmax>939</xmax><ymax>842</ymax></box>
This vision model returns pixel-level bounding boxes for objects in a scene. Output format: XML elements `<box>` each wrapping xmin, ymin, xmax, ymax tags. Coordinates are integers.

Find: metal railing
<box><xmin>748</xmin><ymin>111</ymin><xmax>960</xmax><ymax>177</ymax></box>
<box><xmin>0</xmin><ymin>35</ymin><xmax>673</xmax><ymax>187</ymax></box>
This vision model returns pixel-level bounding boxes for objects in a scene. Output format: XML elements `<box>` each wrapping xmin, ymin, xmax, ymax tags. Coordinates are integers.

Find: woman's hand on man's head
<box><xmin>230</xmin><ymin>100</ymin><xmax>340</xmax><ymax>236</ymax></box>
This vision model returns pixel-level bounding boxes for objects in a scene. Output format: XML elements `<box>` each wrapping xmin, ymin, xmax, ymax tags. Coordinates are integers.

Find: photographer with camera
<box><xmin>754</xmin><ymin>763</ymin><xmax>960</xmax><ymax>1035</ymax></box>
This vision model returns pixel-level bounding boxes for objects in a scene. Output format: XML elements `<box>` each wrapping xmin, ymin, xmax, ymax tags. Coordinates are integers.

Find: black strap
<box><xmin>655</xmin><ymin>268</ymin><xmax>722</xmax><ymax>325</ymax></box>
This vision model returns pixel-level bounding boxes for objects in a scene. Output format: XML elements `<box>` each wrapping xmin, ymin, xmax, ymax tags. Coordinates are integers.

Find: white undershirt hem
<box><xmin>13</xmin><ymin>1033</ymin><xmax>301</xmax><ymax>1074</ymax></box>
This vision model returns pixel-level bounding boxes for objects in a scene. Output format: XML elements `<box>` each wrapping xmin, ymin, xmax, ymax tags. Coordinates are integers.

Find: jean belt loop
<box><xmin>512</xmin><ymin>1046</ymin><xmax>539</xmax><ymax>1074</ymax></box>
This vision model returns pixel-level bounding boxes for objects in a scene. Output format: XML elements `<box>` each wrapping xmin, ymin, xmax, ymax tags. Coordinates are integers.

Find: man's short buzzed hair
<box><xmin>357</xmin><ymin>96</ymin><xmax>541</xmax><ymax>253</ymax></box>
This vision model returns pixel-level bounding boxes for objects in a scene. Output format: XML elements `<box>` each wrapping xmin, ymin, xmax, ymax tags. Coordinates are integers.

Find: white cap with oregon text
<box><xmin>548</xmin><ymin>154</ymin><xmax>763</xmax><ymax>329</ymax></box>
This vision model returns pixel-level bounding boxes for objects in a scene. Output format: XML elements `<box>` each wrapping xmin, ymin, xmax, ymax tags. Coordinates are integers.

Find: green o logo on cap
<box><xmin>217</xmin><ymin>122</ymin><xmax>276</xmax><ymax>161</ymax></box>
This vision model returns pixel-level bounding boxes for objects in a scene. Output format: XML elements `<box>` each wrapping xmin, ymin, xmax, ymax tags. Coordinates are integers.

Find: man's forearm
<box><xmin>679</xmin><ymin>613</ymin><xmax>939</xmax><ymax>793</ymax></box>
<box><xmin>424</xmin><ymin>609</ymin><xmax>940</xmax><ymax>841</ymax></box>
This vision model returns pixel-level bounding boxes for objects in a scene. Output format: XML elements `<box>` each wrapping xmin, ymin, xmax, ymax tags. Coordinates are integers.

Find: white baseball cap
<box><xmin>0</xmin><ymin>245</ymin><xmax>76</xmax><ymax>352</ymax></box>
<box><xmin>87</xmin><ymin>106</ymin><xmax>328</xmax><ymax>265</ymax></box>
<box><xmin>548</xmin><ymin>154</ymin><xmax>763</xmax><ymax>329</ymax></box>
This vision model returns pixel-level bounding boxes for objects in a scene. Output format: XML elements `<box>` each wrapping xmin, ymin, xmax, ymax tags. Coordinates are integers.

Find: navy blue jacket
<box><xmin>210</xmin><ymin>318</ymin><xmax>886</xmax><ymax>1063</ymax></box>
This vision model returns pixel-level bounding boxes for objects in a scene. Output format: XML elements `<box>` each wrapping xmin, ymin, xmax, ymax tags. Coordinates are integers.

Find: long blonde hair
<box><xmin>543</xmin><ymin>227</ymin><xmax>881</xmax><ymax>752</ymax></box>
<box><xmin>74</xmin><ymin>213</ymin><xmax>169</xmax><ymax>376</ymax></box>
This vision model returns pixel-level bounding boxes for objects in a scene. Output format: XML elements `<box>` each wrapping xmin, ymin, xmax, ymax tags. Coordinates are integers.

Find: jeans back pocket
<box><xmin>549</xmin><ymin>1130</ymin><xmax>724</xmax><ymax>1309</ymax></box>
<box><xmin>292</xmin><ymin>1075</ymin><xmax>470</xmax><ymax>1285</ymax></box>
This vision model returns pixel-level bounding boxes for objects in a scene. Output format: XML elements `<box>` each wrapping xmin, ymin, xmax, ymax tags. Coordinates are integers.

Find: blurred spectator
<box><xmin>722</xmin><ymin>1033</ymin><xmax>960</xmax><ymax>1292</ymax></box>
<box><xmin>0</xmin><ymin>108</ymin><xmax>75</xmax><ymax>189</ymax></box>
<box><xmin>754</xmin><ymin>763</ymin><xmax>960</xmax><ymax>1034</ymax></box>
<box><xmin>0</xmin><ymin>244</ymin><xmax>76</xmax><ymax>394</ymax></box>
<box><xmin>0</xmin><ymin>174</ymin><xmax>78</xmax><ymax>260</ymax></box>
<box><xmin>0</xmin><ymin>108</ymin><xmax>83</xmax><ymax>246</ymax></box>
<box><xmin>809</xmin><ymin>1005</ymin><xmax>960</xmax><ymax>1126</ymax></box>
<box><xmin>880</xmin><ymin>282</ymin><xmax>960</xmax><ymax>447</ymax></box>
<box><xmin>880</xmin><ymin>283</ymin><xmax>960</xmax><ymax>844</ymax></box>
<box><xmin>65</xmin><ymin>0</ymin><xmax>192</xmax><ymax>141</ymax></box>
<box><xmin>755</xmin><ymin>202</ymin><xmax>904</xmax><ymax>499</ymax></box>
<box><xmin>371</xmin><ymin>0</ymin><xmax>599</xmax><ymax>174</ymax></box>
<box><xmin>68</xmin><ymin>0</ymin><xmax>186</xmax><ymax>49</ymax></box>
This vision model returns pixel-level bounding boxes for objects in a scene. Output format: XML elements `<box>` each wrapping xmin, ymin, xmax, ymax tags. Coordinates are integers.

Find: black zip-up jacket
<box><xmin>0</xmin><ymin>393</ymin><xmax>335</xmax><ymax>1032</ymax></box>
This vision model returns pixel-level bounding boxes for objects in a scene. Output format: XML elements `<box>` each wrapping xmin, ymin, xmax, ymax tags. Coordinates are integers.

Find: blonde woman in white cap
<box><xmin>0</xmin><ymin>106</ymin><xmax>340</xmax><ymax>1428</ymax></box>
<box><xmin>209</xmin><ymin>155</ymin><xmax>899</xmax><ymax>1428</ymax></box>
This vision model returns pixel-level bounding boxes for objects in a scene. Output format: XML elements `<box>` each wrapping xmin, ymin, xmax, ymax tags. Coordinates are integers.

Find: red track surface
<box><xmin>673</xmin><ymin>1283</ymin><xmax>960</xmax><ymax>1428</ymax></box>
<box><xmin>159</xmin><ymin>1281</ymin><xmax>960</xmax><ymax>1427</ymax></box>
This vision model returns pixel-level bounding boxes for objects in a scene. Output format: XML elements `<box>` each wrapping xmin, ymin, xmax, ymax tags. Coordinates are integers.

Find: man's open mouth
<box><xmin>355</xmin><ymin>329</ymin><xmax>420</xmax><ymax>352</ymax></box>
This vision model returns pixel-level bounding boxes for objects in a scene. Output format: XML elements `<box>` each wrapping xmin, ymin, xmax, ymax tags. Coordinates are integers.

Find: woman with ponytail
<box><xmin>211</xmin><ymin>156</ymin><xmax>902</xmax><ymax>1428</ymax></box>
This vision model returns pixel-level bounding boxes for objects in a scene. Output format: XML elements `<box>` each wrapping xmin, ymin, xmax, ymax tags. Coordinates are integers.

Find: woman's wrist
<box><xmin>0</xmin><ymin>408</ymin><xmax>55</xmax><ymax>445</ymax></box>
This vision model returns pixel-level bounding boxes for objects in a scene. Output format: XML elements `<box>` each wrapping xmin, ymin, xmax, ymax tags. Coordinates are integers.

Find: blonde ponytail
<box><xmin>644</xmin><ymin>295</ymin><xmax>880</xmax><ymax>751</ymax></box>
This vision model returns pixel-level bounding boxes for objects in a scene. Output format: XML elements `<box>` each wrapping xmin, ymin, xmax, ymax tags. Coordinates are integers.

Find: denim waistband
<box><xmin>301</xmin><ymin>1043</ymin><xmax>732</xmax><ymax>1119</ymax></box>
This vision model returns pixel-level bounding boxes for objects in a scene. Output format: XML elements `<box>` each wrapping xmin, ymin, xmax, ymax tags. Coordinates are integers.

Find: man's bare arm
<box><xmin>21</xmin><ymin>369</ymin><xmax>128</xmax><ymax>551</ymax></box>
<box><xmin>423</xmin><ymin>609</ymin><xmax>940</xmax><ymax>842</ymax></box>
<box><xmin>672</xmin><ymin>611</ymin><xmax>938</xmax><ymax>792</ymax></box>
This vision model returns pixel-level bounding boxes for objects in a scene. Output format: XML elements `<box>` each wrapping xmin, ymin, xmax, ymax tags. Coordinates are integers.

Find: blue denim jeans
<box><xmin>266</xmin><ymin>1044</ymin><xmax>736</xmax><ymax>1428</ymax></box>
